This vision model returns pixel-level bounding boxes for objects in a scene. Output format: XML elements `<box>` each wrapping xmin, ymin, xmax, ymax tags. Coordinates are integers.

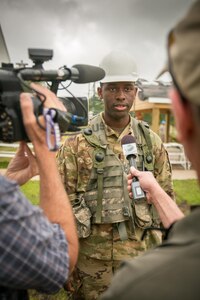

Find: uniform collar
<box><xmin>100</xmin><ymin>112</ymin><xmax>134</xmax><ymax>138</ymax></box>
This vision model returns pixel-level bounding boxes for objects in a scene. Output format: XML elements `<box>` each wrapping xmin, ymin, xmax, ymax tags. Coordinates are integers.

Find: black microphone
<box><xmin>121</xmin><ymin>135</ymin><xmax>145</xmax><ymax>200</ymax></box>
<box><xmin>19</xmin><ymin>64</ymin><xmax>105</xmax><ymax>83</ymax></box>
<box><xmin>72</xmin><ymin>64</ymin><xmax>105</xmax><ymax>83</ymax></box>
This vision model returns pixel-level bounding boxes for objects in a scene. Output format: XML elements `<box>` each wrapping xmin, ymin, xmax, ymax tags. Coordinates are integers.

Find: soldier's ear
<box><xmin>97</xmin><ymin>87</ymin><xmax>103</xmax><ymax>99</ymax></box>
<box><xmin>134</xmin><ymin>86</ymin><xmax>138</xmax><ymax>97</ymax></box>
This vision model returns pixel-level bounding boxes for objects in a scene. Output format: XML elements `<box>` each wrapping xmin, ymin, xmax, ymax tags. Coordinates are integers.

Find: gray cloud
<box><xmin>0</xmin><ymin>0</ymin><xmax>195</xmax><ymax>96</ymax></box>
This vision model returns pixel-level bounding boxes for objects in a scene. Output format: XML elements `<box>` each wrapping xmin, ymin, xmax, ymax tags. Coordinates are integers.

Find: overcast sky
<box><xmin>0</xmin><ymin>0</ymin><xmax>194</xmax><ymax>97</ymax></box>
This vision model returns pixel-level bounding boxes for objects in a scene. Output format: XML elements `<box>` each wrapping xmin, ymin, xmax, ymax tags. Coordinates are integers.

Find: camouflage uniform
<box><xmin>56</xmin><ymin>113</ymin><xmax>174</xmax><ymax>300</ymax></box>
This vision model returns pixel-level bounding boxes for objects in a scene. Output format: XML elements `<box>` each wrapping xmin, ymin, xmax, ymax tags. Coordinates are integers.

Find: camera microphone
<box><xmin>19</xmin><ymin>64</ymin><xmax>105</xmax><ymax>84</ymax></box>
<box><xmin>121</xmin><ymin>135</ymin><xmax>145</xmax><ymax>200</ymax></box>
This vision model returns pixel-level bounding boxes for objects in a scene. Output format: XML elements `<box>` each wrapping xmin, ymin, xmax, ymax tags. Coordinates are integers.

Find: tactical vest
<box><xmin>82</xmin><ymin>115</ymin><xmax>157</xmax><ymax>233</ymax></box>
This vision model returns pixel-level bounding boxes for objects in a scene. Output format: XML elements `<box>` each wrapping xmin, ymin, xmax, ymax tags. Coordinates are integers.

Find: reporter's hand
<box><xmin>127</xmin><ymin>166</ymin><xmax>161</xmax><ymax>203</ymax></box>
<box><xmin>128</xmin><ymin>166</ymin><xmax>184</xmax><ymax>228</ymax></box>
<box><xmin>5</xmin><ymin>141</ymin><xmax>38</xmax><ymax>185</ymax></box>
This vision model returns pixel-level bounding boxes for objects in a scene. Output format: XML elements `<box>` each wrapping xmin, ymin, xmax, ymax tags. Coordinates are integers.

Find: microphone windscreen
<box><xmin>121</xmin><ymin>135</ymin><xmax>137</xmax><ymax>158</ymax></box>
<box><xmin>72</xmin><ymin>64</ymin><xmax>105</xmax><ymax>83</ymax></box>
<box><xmin>121</xmin><ymin>135</ymin><xmax>136</xmax><ymax>146</ymax></box>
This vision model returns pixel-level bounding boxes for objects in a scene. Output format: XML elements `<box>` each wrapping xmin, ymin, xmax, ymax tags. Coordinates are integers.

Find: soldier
<box><xmin>56</xmin><ymin>50</ymin><xmax>174</xmax><ymax>300</ymax></box>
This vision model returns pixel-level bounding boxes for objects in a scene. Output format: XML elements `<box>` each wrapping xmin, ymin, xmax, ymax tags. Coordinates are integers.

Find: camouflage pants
<box><xmin>67</xmin><ymin>254</ymin><xmax>122</xmax><ymax>300</ymax></box>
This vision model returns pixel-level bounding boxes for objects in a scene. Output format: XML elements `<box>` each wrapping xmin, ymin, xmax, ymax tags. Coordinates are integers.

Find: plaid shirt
<box><xmin>0</xmin><ymin>175</ymin><xmax>69</xmax><ymax>294</ymax></box>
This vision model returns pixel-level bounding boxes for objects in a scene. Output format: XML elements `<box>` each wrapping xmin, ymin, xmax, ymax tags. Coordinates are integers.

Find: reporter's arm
<box><xmin>128</xmin><ymin>167</ymin><xmax>184</xmax><ymax>228</ymax></box>
<box><xmin>0</xmin><ymin>176</ymin><xmax>69</xmax><ymax>293</ymax></box>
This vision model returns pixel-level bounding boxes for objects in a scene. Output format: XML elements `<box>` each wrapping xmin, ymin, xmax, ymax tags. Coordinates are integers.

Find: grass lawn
<box><xmin>29</xmin><ymin>289</ymin><xmax>68</xmax><ymax>300</ymax></box>
<box><xmin>21</xmin><ymin>179</ymin><xmax>200</xmax><ymax>207</ymax></box>
<box><xmin>173</xmin><ymin>179</ymin><xmax>200</xmax><ymax>205</ymax></box>
<box><xmin>0</xmin><ymin>158</ymin><xmax>11</xmax><ymax>168</ymax></box>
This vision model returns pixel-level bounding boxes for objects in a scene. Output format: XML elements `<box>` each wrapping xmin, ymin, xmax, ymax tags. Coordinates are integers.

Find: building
<box><xmin>133</xmin><ymin>79</ymin><xmax>173</xmax><ymax>142</ymax></box>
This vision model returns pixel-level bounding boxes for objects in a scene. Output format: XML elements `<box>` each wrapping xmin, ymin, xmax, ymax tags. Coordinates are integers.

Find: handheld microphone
<box><xmin>121</xmin><ymin>135</ymin><xmax>145</xmax><ymax>201</ymax></box>
<box><xmin>19</xmin><ymin>64</ymin><xmax>105</xmax><ymax>83</ymax></box>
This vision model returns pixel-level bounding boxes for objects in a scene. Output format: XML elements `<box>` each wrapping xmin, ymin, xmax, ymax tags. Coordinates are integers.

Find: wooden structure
<box><xmin>132</xmin><ymin>95</ymin><xmax>173</xmax><ymax>142</ymax></box>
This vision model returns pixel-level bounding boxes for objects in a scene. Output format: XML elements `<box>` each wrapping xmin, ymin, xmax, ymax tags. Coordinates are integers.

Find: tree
<box><xmin>89</xmin><ymin>94</ymin><xmax>104</xmax><ymax>116</ymax></box>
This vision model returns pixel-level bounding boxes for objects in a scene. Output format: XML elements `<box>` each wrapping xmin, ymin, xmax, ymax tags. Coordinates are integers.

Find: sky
<box><xmin>0</xmin><ymin>0</ymin><xmax>195</xmax><ymax>97</ymax></box>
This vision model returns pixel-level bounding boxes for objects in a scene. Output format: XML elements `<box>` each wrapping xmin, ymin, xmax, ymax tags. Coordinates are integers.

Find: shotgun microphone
<box><xmin>19</xmin><ymin>64</ymin><xmax>105</xmax><ymax>83</ymax></box>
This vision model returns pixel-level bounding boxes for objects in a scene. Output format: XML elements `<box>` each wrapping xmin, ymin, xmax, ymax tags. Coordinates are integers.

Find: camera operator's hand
<box><xmin>5</xmin><ymin>141</ymin><xmax>39</xmax><ymax>185</ymax></box>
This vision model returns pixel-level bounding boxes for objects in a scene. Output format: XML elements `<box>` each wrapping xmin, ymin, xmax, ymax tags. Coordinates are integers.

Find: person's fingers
<box><xmin>127</xmin><ymin>178</ymin><xmax>133</xmax><ymax>188</ymax></box>
<box><xmin>127</xmin><ymin>173</ymin><xmax>132</xmax><ymax>180</ymax></box>
<box><xmin>30</xmin><ymin>83</ymin><xmax>55</xmax><ymax>100</ymax></box>
<box><xmin>23</xmin><ymin>143</ymin><xmax>33</xmax><ymax>156</ymax></box>
<box><xmin>17</xmin><ymin>141</ymin><xmax>26</xmax><ymax>154</ymax></box>
<box><xmin>30</xmin><ymin>83</ymin><xmax>66</xmax><ymax>111</ymax></box>
<box><xmin>20</xmin><ymin>93</ymin><xmax>35</xmax><ymax>125</ymax></box>
<box><xmin>129</xmin><ymin>192</ymin><xmax>133</xmax><ymax>199</ymax></box>
<box><xmin>130</xmin><ymin>166</ymin><xmax>140</xmax><ymax>177</ymax></box>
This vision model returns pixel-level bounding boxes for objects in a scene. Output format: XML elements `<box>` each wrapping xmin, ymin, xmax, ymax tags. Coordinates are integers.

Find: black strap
<box><xmin>141</xmin><ymin>222</ymin><xmax>175</xmax><ymax>241</ymax></box>
<box><xmin>0</xmin><ymin>286</ymin><xmax>29</xmax><ymax>300</ymax></box>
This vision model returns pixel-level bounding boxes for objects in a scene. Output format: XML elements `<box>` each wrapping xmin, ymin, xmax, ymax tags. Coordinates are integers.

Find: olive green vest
<box><xmin>82</xmin><ymin>115</ymin><xmax>158</xmax><ymax>235</ymax></box>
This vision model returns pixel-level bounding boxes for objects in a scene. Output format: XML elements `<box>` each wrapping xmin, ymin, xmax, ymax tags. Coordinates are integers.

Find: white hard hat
<box><xmin>99</xmin><ymin>50</ymin><xmax>138</xmax><ymax>83</ymax></box>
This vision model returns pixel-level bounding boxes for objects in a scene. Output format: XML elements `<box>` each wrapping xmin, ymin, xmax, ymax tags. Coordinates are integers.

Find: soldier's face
<box><xmin>98</xmin><ymin>82</ymin><xmax>137</xmax><ymax>122</ymax></box>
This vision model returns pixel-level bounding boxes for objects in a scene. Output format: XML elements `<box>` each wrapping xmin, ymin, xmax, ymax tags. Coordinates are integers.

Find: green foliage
<box><xmin>89</xmin><ymin>94</ymin><xmax>104</xmax><ymax>115</ymax></box>
<box><xmin>0</xmin><ymin>147</ymin><xmax>14</xmax><ymax>168</ymax></box>
<box><xmin>143</xmin><ymin>112</ymin><xmax>152</xmax><ymax>125</ymax></box>
<box><xmin>0</xmin><ymin>146</ymin><xmax>15</xmax><ymax>168</ymax></box>
<box><xmin>0</xmin><ymin>159</ymin><xmax>10</xmax><ymax>168</ymax></box>
<box><xmin>173</xmin><ymin>179</ymin><xmax>200</xmax><ymax>205</ymax></box>
<box><xmin>20</xmin><ymin>181</ymin><xmax>40</xmax><ymax>205</ymax></box>
<box><xmin>29</xmin><ymin>289</ymin><xmax>68</xmax><ymax>300</ymax></box>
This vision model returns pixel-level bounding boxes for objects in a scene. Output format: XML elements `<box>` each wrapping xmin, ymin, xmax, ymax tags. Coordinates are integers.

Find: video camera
<box><xmin>0</xmin><ymin>48</ymin><xmax>105</xmax><ymax>143</ymax></box>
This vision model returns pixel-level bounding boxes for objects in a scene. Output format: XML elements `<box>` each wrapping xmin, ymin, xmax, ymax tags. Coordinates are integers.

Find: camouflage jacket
<box><xmin>56</xmin><ymin>113</ymin><xmax>174</xmax><ymax>260</ymax></box>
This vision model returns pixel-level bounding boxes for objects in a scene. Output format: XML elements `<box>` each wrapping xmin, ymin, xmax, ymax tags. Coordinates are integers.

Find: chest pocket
<box><xmin>135</xmin><ymin>144</ymin><xmax>145</xmax><ymax>171</ymax></box>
